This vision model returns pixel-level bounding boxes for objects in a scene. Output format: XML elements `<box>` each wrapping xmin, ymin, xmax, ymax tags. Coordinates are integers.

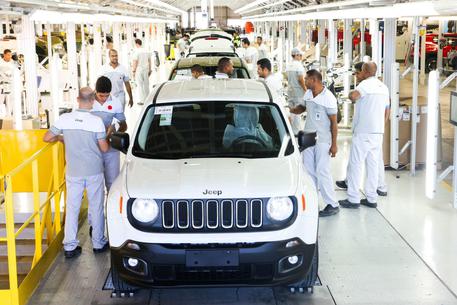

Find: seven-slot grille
<box><xmin>161</xmin><ymin>199</ymin><xmax>263</xmax><ymax>230</ymax></box>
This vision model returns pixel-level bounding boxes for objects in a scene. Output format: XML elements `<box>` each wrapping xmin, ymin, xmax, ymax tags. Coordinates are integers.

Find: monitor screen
<box><xmin>451</xmin><ymin>91</ymin><xmax>457</xmax><ymax>126</ymax></box>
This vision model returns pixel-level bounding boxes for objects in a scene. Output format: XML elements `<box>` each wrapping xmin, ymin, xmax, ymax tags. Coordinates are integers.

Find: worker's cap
<box><xmin>291</xmin><ymin>47</ymin><xmax>302</xmax><ymax>56</ymax></box>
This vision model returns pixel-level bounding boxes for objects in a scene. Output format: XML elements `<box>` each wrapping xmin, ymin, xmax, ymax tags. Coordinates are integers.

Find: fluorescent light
<box><xmin>143</xmin><ymin>0</ymin><xmax>187</xmax><ymax>14</ymax></box>
<box><xmin>235</xmin><ymin>0</ymin><xmax>271</xmax><ymax>14</ymax></box>
<box><xmin>29</xmin><ymin>10</ymin><xmax>176</xmax><ymax>24</ymax></box>
<box><xmin>425</xmin><ymin>70</ymin><xmax>440</xmax><ymax>200</ymax></box>
<box><xmin>428</xmin><ymin>16</ymin><xmax>457</xmax><ymax>21</ymax></box>
<box><xmin>244</xmin><ymin>1</ymin><xmax>449</xmax><ymax>21</ymax></box>
<box><xmin>244</xmin><ymin>0</ymin><xmax>370</xmax><ymax>19</ymax></box>
<box><xmin>241</xmin><ymin>0</ymin><xmax>290</xmax><ymax>15</ymax></box>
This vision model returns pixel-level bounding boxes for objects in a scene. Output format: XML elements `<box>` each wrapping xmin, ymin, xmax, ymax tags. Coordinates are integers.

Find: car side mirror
<box><xmin>296</xmin><ymin>131</ymin><xmax>316</xmax><ymax>152</ymax></box>
<box><xmin>110</xmin><ymin>132</ymin><xmax>130</xmax><ymax>154</ymax></box>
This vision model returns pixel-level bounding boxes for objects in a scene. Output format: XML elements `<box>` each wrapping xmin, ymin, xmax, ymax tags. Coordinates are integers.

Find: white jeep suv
<box><xmin>108</xmin><ymin>79</ymin><xmax>319</xmax><ymax>293</ymax></box>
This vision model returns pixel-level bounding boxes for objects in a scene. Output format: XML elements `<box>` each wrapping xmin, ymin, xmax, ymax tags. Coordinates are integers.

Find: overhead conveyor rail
<box><xmin>0</xmin><ymin>130</ymin><xmax>71</xmax><ymax>305</ymax></box>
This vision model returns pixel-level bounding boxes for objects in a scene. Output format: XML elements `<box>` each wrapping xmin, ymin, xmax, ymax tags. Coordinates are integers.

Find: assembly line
<box><xmin>1</xmin><ymin>1</ymin><xmax>457</xmax><ymax>305</ymax></box>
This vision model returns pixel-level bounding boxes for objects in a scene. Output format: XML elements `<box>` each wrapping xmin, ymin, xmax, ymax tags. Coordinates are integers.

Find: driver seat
<box><xmin>222</xmin><ymin>105</ymin><xmax>273</xmax><ymax>149</ymax></box>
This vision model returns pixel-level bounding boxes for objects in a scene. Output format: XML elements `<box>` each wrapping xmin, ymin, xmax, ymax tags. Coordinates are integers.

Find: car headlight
<box><xmin>131</xmin><ymin>199</ymin><xmax>159</xmax><ymax>223</ymax></box>
<box><xmin>266</xmin><ymin>197</ymin><xmax>294</xmax><ymax>222</ymax></box>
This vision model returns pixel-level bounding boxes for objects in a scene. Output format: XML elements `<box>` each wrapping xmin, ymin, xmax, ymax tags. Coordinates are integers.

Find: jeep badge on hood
<box><xmin>203</xmin><ymin>189</ymin><xmax>222</xmax><ymax>196</ymax></box>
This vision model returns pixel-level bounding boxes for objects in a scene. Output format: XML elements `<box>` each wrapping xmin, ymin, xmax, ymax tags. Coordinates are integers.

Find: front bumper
<box><xmin>111</xmin><ymin>239</ymin><xmax>316</xmax><ymax>288</ymax></box>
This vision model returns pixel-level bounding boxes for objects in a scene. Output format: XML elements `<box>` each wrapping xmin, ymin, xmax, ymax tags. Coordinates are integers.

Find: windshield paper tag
<box><xmin>159</xmin><ymin>114</ymin><xmax>172</xmax><ymax>126</ymax></box>
<box><xmin>155</xmin><ymin>106</ymin><xmax>173</xmax><ymax>115</ymax></box>
<box><xmin>155</xmin><ymin>106</ymin><xmax>173</xmax><ymax>126</ymax></box>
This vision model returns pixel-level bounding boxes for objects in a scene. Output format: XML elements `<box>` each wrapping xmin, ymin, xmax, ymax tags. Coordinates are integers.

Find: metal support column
<box><xmin>437</xmin><ymin>20</ymin><xmax>444</xmax><ymax>70</ymax></box>
<box><xmin>12</xmin><ymin>68</ymin><xmax>22</xmax><ymax>130</ymax></box>
<box><xmin>360</xmin><ymin>19</ymin><xmax>366</xmax><ymax>58</ymax></box>
<box><xmin>328</xmin><ymin>19</ymin><xmax>337</xmax><ymax>69</ymax></box>
<box><xmin>80</xmin><ymin>24</ymin><xmax>88</xmax><ymax>87</ymax></box>
<box><xmin>390</xmin><ymin>63</ymin><xmax>400</xmax><ymax>169</ymax></box>
<box><xmin>383</xmin><ymin>18</ymin><xmax>396</xmax><ymax>92</ymax></box>
<box><xmin>343</xmin><ymin>19</ymin><xmax>353</xmax><ymax>97</ymax></box>
<box><xmin>20</xmin><ymin>15</ymin><xmax>39</xmax><ymax>117</ymax></box>
<box><xmin>66</xmin><ymin>22</ymin><xmax>78</xmax><ymax>104</ymax></box>
<box><xmin>425</xmin><ymin>70</ymin><xmax>440</xmax><ymax>199</ymax></box>
<box><xmin>370</xmin><ymin>19</ymin><xmax>381</xmax><ymax>76</ymax></box>
<box><xmin>92</xmin><ymin>23</ymin><xmax>102</xmax><ymax>87</ymax></box>
<box><xmin>279</xmin><ymin>21</ymin><xmax>286</xmax><ymax>72</ymax></box>
<box><xmin>113</xmin><ymin>22</ymin><xmax>120</xmax><ymax>51</ymax></box>
<box><xmin>300</xmin><ymin>20</ymin><xmax>306</xmax><ymax>45</ymax></box>
<box><xmin>420</xmin><ymin>23</ymin><xmax>426</xmax><ymax>84</ymax></box>
<box><xmin>411</xmin><ymin>16</ymin><xmax>421</xmax><ymax>175</ymax></box>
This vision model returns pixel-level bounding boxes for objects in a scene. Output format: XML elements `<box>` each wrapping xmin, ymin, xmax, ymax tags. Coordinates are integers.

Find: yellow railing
<box><xmin>0</xmin><ymin>142</ymin><xmax>66</xmax><ymax>305</ymax></box>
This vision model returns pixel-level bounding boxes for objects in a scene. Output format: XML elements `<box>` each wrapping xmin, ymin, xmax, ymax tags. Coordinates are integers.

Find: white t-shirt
<box><xmin>132</xmin><ymin>47</ymin><xmax>150</xmax><ymax>71</ymax></box>
<box><xmin>352</xmin><ymin>77</ymin><xmax>390</xmax><ymax>134</ymax></box>
<box><xmin>214</xmin><ymin>72</ymin><xmax>229</xmax><ymax>79</ymax></box>
<box><xmin>302</xmin><ymin>88</ymin><xmax>338</xmax><ymax>144</ymax></box>
<box><xmin>257</xmin><ymin>44</ymin><xmax>269</xmax><ymax>60</ymax></box>
<box><xmin>286</xmin><ymin>60</ymin><xmax>306</xmax><ymax>102</ymax></box>
<box><xmin>243</xmin><ymin>46</ymin><xmax>258</xmax><ymax>64</ymax></box>
<box><xmin>264</xmin><ymin>73</ymin><xmax>285</xmax><ymax>108</ymax></box>
<box><xmin>99</xmin><ymin>63</ymin><xmax>130</xmax><ymax>105</ymax></box>
<box><xmin>197</xmin><ymin>74</ymin><xmax>213</xmax><ymax>79</ymax></box>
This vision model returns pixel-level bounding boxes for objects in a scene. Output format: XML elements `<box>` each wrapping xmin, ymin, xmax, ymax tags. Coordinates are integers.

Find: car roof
<box><xmin>190</xmin><ymin>29</ymin><xmax>232</xmax><ymax>41</ymax></box>
<box><xmin>150</xmin><ymin>79</ymin><xmax>271</xmax><ymax>104</ymax></box>
<box><xmin>174</xmin><ymin>57</ymin><xmax>245</xmax><ymax>69</ymax></box>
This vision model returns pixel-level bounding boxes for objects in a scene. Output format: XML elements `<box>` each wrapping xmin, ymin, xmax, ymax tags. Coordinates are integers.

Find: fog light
<box><xmin>127</xmin><ymin>242</ymin><xmax>141</xmax><ymax>250</ymax></box>
<box><xmin>128</xmin><ymin>258</ymin><xmax>139</xmax><ymax>267</ymax></box>
<box><xmin>288</xmin><ymin>256</ymin><xmax>299</xmax><ymax>265</ymax></box>
<box><xmin>286</xmin><ymin>240</ymin><xmax>299</xmax><ymax>248</ymax></box>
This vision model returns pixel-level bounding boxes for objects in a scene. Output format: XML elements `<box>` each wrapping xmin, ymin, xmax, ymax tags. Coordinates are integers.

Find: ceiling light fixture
<box><xmin>243</xmin><ymin>1</ymin><xmax>454</xmax><ymax>21</ymax></box>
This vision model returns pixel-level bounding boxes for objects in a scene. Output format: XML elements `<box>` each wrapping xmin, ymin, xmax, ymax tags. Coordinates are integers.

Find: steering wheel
<box><xmin>231</xmin><ymin>135</ymin><xmax>267</xmax><ymax>149</ymax></box>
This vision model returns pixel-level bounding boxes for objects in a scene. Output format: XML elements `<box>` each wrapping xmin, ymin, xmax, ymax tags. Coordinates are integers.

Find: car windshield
<box><xmin>171</xmin><ymin>67</ymin><xmax>250</xmax><ymax>80</ymax></box>
<box><xmin>133</xmin><ymin>101</ymin><xmax>293</xmax><ymax>159</ymax></box>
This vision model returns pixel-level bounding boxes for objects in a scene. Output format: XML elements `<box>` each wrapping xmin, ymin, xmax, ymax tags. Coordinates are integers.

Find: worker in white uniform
<box><xmin>131</xmin><ymin>39</ymin><xmax>151</xmax><ymax>105</ymax></box>
<box><xmin>286</xmin><ymin>48</ymin><xmax>307</xmax><ymax>134</ymax></box>
<box><xmin>241</xmin><ymin>38</ymin><xmax>258</xmax><ymax>77</ymax></box>
<box><xmin>191</xmin><ymin>64</ymin><xmax>212</xmax><ymax>79</ymax></box>
<box><xmin>256</xmin><ymin>58</ymin><xmax>284</xmax><ymax>107</ymax></box>
<box><xmin>339</xmin><ymin>62</ymin><xmax>390</xmax><ymax>209</ymax></box>
<box><xmin>176</xmin><ymin>34</ymin><xmax>190</xmax><ymax>58</ymax></box>
<box><xmin>290</xmin><ymin>70</ymin><xmax>339</xmax><ymax>217</ymax></box>
<box><xmin>87</xmin><ymin>76</ymin><xmax>127</xmax><ymax>236</ymax></box>
<box><xmin>256</xmin><ymin>36</ymin><xmax>269</xmax><ymax>60</ymax></box>
<box><xmin>0</xmin><ymin>49</ymin><xmax>17</xmax><ymax>117</ymax></box>
<box><xmin>215</xmin><ymin>57</ymin><xmax>234</xmax><ymax>79</ymax></box>
<box><xmin>99</xmin><ymin>49</ymin><xmax>134</xmax><ymax>109</ymax></box>
<box><xmin>43</xmin><ymin>87</ymin><xmax>110</xmax><ymax>258</ymax></box>
<box><xmin>336</xmin><ymin>62</ymin><xmax>388</xmax><ymax>196</ymax></box>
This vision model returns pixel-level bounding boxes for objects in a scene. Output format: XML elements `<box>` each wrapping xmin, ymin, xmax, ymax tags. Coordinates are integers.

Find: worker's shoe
<box><xmin>335</xmin><ymin>180</ymin><xmax>348</xmax><ymax>189</ymax></box>
<box><xmin>360</xmin><ymin>198</ymin><xmax>377</xmax><ymax>208</ymax></box>
<box><xmin>377</xmin><ymin>189</ymin><xmax>388</xmax><ymax>197</ymax></box>
<box><xmin>64</xmin><ymin>246</ymin><xmax>82</xmax><ymax>259</ymax></box>
<box><xmin>93</xmin><ymin>243</ymin><xmax>109</xmax><ymax>254</ymax></box>
<box><xmin>319</xmin><ymin>204</ymin><xmax>340</xmax><ymax>217</ymax></box>
<box><xmin>338</xmin><ymin>199</ymin><xmax>359</xmax><ymax>209</ymax></box>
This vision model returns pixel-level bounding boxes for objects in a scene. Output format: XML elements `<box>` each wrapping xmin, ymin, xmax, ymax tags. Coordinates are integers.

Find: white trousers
<box><xmin>347</xmin><ymin>133</ymin><xmax>383</xmax><ymax>203</ymax></box>
<box><xmin>288</xmin><ymin>98</ymin><xmax>304</xmax><ymax>135</ymax></box>
<box><xmin>302</xmin><ymin>143</ymin><xmax>338</xmax><ymax>207</ymax></box>
<box><xmin>344</xmin><ymin>149</ymin><xmax>387</xmax><ymax>192</ymax></box>
<box><xmin>64</xmin><ymin>174</ymin><xmax>107</xmax><ymax>251</ymax></box>
<box><xmin>135</xmin><ymin>69</ymin><xmax>150</xmax><ymax>104</ymax></box>
<box><xmin>88</xmin><ymin>150</ymin><xmax>120</xmax><ymax>226</ymax></box>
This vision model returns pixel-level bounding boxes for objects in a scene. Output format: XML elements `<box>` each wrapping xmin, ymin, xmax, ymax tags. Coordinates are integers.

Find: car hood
<box><xmin>125</xmin><ymin>157</ymin><xmax>299</xmax><ymax>199</ymax></box>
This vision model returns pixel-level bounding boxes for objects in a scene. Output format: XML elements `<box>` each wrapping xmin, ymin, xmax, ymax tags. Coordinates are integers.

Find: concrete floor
<box><xmin>23</xmin><ymin>62</ymin><xmax>457</xmax><ymax>304</ymax></box>
<box><xmin>27</xmin><ymin>136</ymin><xmax>457</xmax><ymax>305</ymax></box>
